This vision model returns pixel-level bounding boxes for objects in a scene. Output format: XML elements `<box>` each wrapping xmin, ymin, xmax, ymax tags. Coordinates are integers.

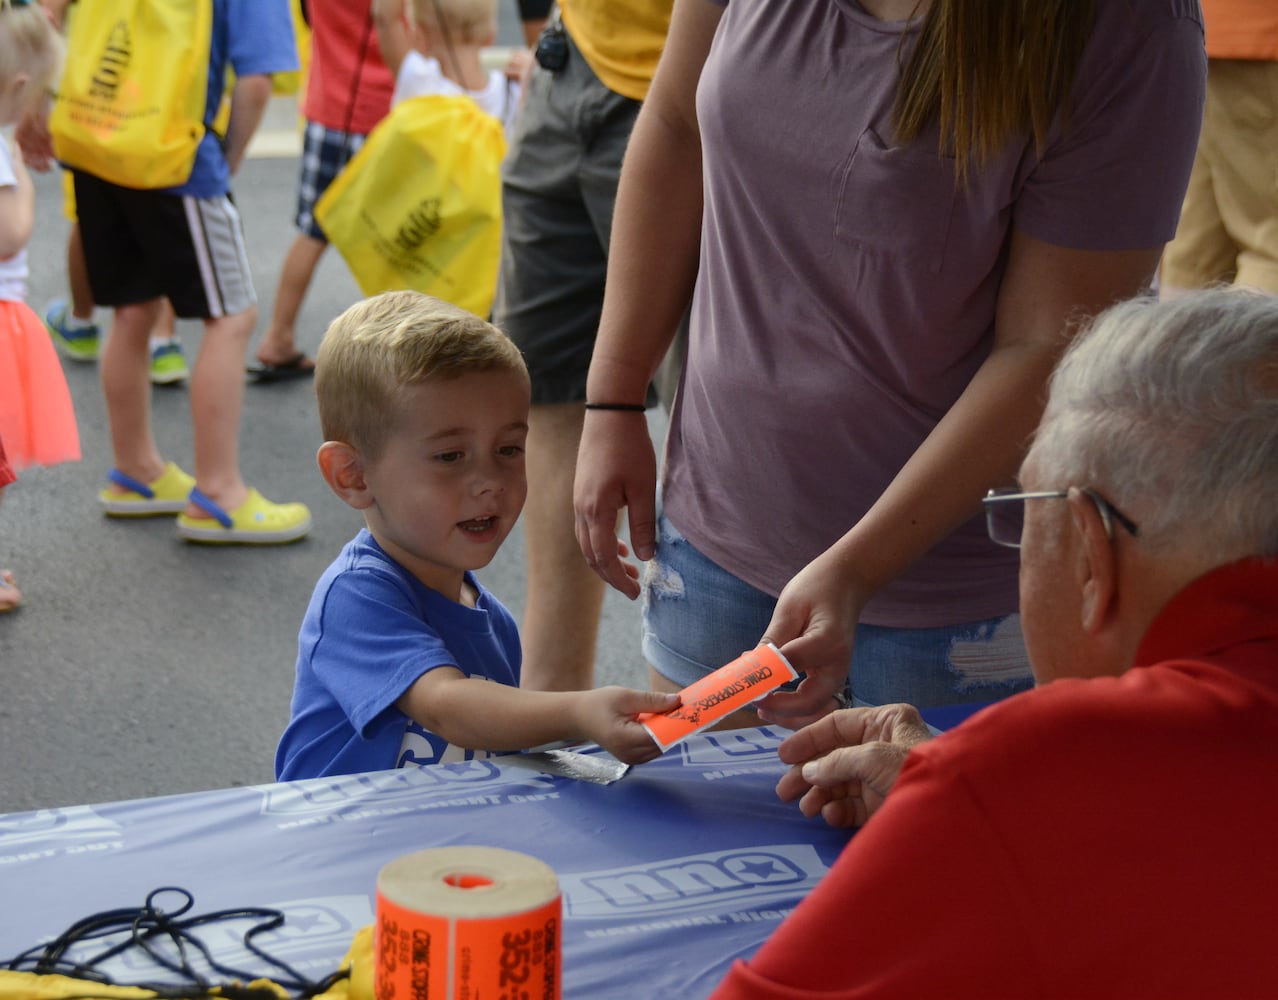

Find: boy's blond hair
<box><xmin>0</xmin><ymin>2</ymin><xmax>63</xmax><ymax>116</ymax></box>
<box><xmin>410</xmin><ymin>0</ymin><xmax>498</xmax><ymax>46</ymax></box>
<box><xmin>316</xmin><ymin>290</ymin><xmax>528</xmax><ymax>459</ymax></box>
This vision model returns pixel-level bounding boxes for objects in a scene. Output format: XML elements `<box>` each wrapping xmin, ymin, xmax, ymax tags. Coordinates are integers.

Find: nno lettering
<box><xmin>562</xmin><ymin>845</ymin><xmax>829</xmax><ymax>920</ymax></box>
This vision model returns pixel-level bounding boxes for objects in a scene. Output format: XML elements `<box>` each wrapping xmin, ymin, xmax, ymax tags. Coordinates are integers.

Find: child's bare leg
<box><xmin>186</xmin><ymin>308</ymin><xmax>255</xmax><ymax>514</ymax></box>
<box><xmin>0</xmin><ymin>487</ymin><xmax>18</xmax><ymax>612</ymax></box>
<box><xmin>67</xmin><ymin>223</ymin><xmax>96</xmax><ymax>322</ymax></box>
<box><xmin>0</xmin><ymin>569</ymin><xmax>20</xmax><ymax>611</ymax></box>
<box><xmin>256</xmin><ymin>234</ymin><xmax>325</xmax><ymax>367</ymax></box>
<box><xmin>152</xmin><ymin>299</ymin><xmax>178</xmax><ymax>340</ymax></box>
<box><xmin>101</xmin><ymin>299</ymin><xmax>166</xmax><ymax>486</ymax></box>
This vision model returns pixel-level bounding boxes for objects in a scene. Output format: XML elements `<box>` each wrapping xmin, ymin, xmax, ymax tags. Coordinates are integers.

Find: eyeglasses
<box><xmin>982</xmin><ymin>488</ymin><xmax>1139</xmax><ymax>549</ymax></box>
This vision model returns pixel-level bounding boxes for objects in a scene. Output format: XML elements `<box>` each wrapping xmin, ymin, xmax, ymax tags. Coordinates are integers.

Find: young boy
<box><xmin>250</xmin><ymin>0</ymin><xmax>394</xmax><ymax>381</ymax></box>
<box><xmin>275</xmin><ymin>291</ymin><xmax>677</xmax><ymax>780</ymax></box>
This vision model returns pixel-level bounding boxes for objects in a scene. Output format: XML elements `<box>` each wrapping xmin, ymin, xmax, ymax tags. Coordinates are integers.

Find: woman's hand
<box><xmin>573</xmin><ymin>410</ymin><xmax>658</xmax><ymax>600</ymax></box>
<box><xmin>756</xmin><ymin>547</ymin><xmax>867</xmax><ymax>729</ymax></box>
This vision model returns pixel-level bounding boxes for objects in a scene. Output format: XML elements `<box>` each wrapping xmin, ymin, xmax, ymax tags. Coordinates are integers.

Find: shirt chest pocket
<box><xmin>834</xmin><ymin>128</ymin><xmax>959</xmax><ymax>275</ymax></box>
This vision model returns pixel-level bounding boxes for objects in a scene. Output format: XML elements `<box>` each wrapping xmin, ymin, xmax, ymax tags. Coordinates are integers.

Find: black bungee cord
<box><xmin>2</xmin><ymin>887</ymin><xmax>351</xmax><ymax>1000</ymax></box>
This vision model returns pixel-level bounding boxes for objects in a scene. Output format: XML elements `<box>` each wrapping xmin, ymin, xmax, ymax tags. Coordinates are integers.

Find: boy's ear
<box><xmin>317</xmin><ymin>441</ymin><xmax>374</xmax><ymax>510</ymax></box>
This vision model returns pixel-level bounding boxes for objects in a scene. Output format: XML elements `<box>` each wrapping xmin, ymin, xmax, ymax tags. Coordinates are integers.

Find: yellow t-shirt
<box><xmin>560</xmin><ymin>0</ymin><xmax>675</xmax><ymax>101</ymax></box>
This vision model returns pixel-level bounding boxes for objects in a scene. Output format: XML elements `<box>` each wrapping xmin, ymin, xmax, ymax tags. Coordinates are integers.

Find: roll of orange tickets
<box><xmin>639</xmin><ymin>642</ymin><xmax>798</xmax><ymax>750</ymax></box>
<box><xmin>375</xmin><ymin>846</ymin><xmax>562</xmax><ymax>1000</ymax></box>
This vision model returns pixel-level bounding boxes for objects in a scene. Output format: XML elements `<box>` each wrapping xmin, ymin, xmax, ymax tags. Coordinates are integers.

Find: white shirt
<box><xmin>392</xmin><ymin>51</ymin><xmax>520</xmax><ymax>133</ymax></box>
<box><xmin>0</xmin><ymin>137</ymin><xmax>28</xmax><ymax>303</ymax></box>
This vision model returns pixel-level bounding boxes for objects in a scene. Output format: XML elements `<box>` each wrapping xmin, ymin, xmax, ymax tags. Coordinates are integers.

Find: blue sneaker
<box><xmin>45</xmin><ymin>299</ymin><xmax>100</xmax><ymax>362</ymax></box>
<box><xmin>150</xmin><ymin>338</ymin><xmax>190</xmax><ymax>385</ymax></box>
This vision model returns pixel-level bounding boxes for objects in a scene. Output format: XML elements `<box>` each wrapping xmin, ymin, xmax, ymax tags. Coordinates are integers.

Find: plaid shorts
<box><xmin>296</xmin><ymin>120</ymin><xmax>367</xmax><ymax>241</ymax></box>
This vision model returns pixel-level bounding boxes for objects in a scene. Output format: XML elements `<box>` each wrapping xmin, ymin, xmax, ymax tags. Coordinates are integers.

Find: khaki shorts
<box><xmin>494</xmin><ymin>26</ymin><xmax>644</xmax><ymax>405</ymax></box>
<box><xmin>1161</xmin><ymin>58</ymin><xmax>1278</xmax><ymax>293</ymax></box>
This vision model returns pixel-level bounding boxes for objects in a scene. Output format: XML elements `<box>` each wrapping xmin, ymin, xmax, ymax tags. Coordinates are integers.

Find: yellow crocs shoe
<box><xmin>176</xmin><ymin>487</ymin><xmax>312</xmax><ymax>545</ymax></box>
<box><xmin>99</xmin><ymin>463</ymin><xmax>196</xmax><ymax>516</ymax></box>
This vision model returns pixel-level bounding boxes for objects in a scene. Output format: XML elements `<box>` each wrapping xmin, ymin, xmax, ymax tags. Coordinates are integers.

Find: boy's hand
<box><xmin>578</xmin><ymin>687</ymin><xmax>678</xmax><ymax>765</ymax></box>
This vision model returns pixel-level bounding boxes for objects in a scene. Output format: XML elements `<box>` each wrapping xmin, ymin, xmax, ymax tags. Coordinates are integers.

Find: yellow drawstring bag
<box><xmin>314</xmin><ymin>94</ymin><xmax>507</xmax><ymax>319</ymax></box>
<box><xmin>50</xmin><ymin>0</ymin><xmax>213</xmax><ymax>190</ymax></box>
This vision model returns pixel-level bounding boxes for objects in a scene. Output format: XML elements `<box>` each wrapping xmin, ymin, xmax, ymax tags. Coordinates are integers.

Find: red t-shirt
<box><xmin>303</xmin><ymin>0</ymin><xmax>394</xmax><ymax>134</ymax></box>
<box><xmin>712</xmin><ymin>558</ymin><xmax>1278</xmax><ymax>999</ymax></box>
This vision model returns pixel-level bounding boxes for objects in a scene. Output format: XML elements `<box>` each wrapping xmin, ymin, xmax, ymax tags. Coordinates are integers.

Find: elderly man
<box><xmin>711</xmin><ymin>289</ymin><xmax>1278</xmax><ymax>999</ymax></box>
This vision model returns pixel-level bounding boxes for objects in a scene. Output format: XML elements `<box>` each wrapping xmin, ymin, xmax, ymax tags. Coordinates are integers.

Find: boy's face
<box><xmin>361</xmin><ymin>369</ymin><xmax>530</xmax><ymax>599</ymax></box>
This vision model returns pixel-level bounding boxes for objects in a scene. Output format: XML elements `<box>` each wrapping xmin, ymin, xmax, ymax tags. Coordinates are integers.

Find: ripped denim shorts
<box><xmin>641</xmin><ymin>514</ymin><xmax>1034</xmax><ymax>709</ymax></box>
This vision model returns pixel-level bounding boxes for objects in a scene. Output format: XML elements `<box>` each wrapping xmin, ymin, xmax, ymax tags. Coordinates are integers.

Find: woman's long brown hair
<box><xmin>894</xmin><ymin>0</ymin><xmax>1098</xmax><ymax>180</ymax></box>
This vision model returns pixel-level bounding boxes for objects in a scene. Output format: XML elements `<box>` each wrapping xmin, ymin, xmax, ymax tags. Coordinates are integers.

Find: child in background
<box><xmin>50</xmin><ymin>0</ymin><xmax>312</xmax><ymax>544</ymax></box>
<box><xmin>373</xmin><ymin>0</ymin><xmax>527</xmax><ymax>132</ymax></box>
<box><xmin>249</xmin><ymin>0</ymin><xmax>395</xmax><ymax>382</ymax></box>
<box><xmin>32</xmin><ymin>0</ymin><xmax>188</xmax><ymax>384</ymax></box>
<box><xmin>0</xmin><ymin>0</ymin><xmax>79</xmax><ymax>611</ymax></box>
<box><xmin>275</xmin><ymin>290</ymin><xmax>677</xmax><ymax>780</ymax></box>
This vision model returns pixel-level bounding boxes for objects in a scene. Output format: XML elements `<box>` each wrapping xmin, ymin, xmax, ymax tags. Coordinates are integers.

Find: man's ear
<box><xmin>1070</xmin><ymin>489</ymin><xmax>1118</xmax><ymax>635</ymax></box>
<box><xmin>317</xmin><ymin>441</ymin><xmax>373</xmax><ymax>509</ymax></box>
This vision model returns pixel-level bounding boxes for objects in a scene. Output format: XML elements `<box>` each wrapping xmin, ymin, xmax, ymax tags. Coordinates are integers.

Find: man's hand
<box><xmin>775</xmin><ymin>703</ymin><xmax>932</xmax><ymax>828</ymax></box>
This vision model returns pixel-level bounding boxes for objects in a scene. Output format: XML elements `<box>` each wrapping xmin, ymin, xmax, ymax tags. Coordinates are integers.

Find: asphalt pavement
<box><xmin>0</xmin><ymin>92</ymin><xmax>660</xmax><ymax>814</ymax></box>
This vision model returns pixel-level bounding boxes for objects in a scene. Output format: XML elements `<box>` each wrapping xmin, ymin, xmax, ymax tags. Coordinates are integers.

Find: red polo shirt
<box><xmin>712</xmin><ymin>558</ymin><xmax>1278</xmax><ymax>999</ymax></box>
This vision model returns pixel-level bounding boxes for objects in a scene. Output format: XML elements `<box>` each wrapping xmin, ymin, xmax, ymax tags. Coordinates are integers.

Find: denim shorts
<box><xmin>642</xmin><ymin>515</ymin><xmax>1035</xmax><ymax>709</ymax></box>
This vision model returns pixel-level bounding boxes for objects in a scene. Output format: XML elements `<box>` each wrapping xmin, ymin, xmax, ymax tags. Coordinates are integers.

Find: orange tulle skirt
<box><xmin>0</xmin><ymin>299</ymin><xmax>81</xmax><ymax>472</ymax></box>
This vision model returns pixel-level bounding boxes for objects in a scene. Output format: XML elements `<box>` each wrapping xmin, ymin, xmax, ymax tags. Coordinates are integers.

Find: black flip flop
<box><xmin>247</xmin><ymin>352</ymin><xmax>316</xmax><ymax>383</ymax></box>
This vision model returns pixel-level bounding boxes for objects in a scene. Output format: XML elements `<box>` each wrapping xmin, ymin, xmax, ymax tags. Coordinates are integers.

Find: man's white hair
<box><xmin>1027</xmin><ymin>288</ymin><xmax>1278</xmax><ymax>561</ymax></box>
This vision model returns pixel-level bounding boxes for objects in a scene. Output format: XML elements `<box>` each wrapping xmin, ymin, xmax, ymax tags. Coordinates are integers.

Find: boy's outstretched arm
<box><xmin>397</xmin><ymin>669</ymin><xmax>679</xmax><ymax>765</ymax></box>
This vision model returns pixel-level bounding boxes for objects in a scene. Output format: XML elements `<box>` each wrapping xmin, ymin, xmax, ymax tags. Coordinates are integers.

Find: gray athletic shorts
<box><xmin>494</xmin><ymin>27</ymin><xmax>643</xmax><ymax>404</ymax></box>
<box><xmin>73</xmin><ymin>171</ymin><xmax>256</xmax><ymax>319</ymax></box>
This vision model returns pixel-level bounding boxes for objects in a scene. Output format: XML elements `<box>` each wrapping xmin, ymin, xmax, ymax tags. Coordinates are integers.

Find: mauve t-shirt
<box><xmin>662</xmin><ymin>0</ymin><xmax>1205</xmax><ymax>627</ymax></box>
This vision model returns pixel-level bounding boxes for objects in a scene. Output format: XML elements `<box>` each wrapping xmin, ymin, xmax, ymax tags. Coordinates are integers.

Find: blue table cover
<box><xmin>0</xmin><ymin>713</ymin><xmax>983</xmax><ymax>998</ymax></box>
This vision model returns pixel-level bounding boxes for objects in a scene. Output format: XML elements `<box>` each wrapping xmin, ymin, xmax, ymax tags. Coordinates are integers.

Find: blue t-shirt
<box><xmin>173</xmin><ymin>0</ymin><xmax>299</xmax><ymax>197</ymax></box>
<box><xmin>275</xmin><ymin>530</ymin><xmax>523</xmax><ymax>781</ymax></box>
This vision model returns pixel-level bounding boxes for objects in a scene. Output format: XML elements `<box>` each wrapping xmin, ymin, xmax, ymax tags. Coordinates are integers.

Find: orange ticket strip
<box><xmin>376</xmin><ymin>846</ymin><xmax>562</xmax><ymax>1000</ymax></box>
<box><xmin>640</xmin><ymin>643</ymin><xmax>798</xmax><ymax>751</ymax></box>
